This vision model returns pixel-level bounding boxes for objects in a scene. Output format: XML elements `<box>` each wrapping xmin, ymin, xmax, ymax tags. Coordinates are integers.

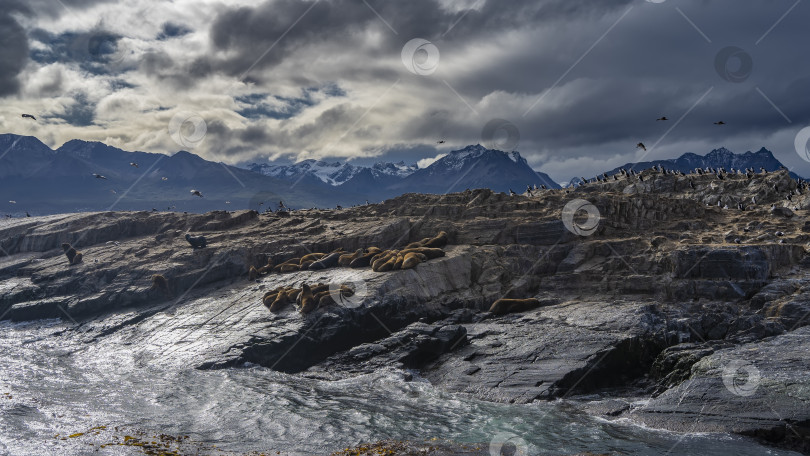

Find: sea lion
<box><xmin>299</xmin><ymin>261</ymin><xmax>314</xmax><ymax>271</ymax></box>
<box><xmin>400</xmin><ymin>247</ymin><xmax>445</xmax><ymax>259</ymax></box>
<box><xmin>184</xmin><ymin>234</ymin><xmax>207</xmax><ymax>249</ymax></box>
<box><xmin>269</xmin><ymin>292</ymin><xmax>289</xmax><ymax>312</ymax></box>
<box><xmin>300</xmin><ymin>253</ymin><xmax>326</xmax><ymax>264</ymax></box>
<box><xmin>488</xmin><ymin>298</ymin><xmax>541</xmax><ymax>315</ymax></box>
<box><xmin>151</xmin><ymin>274</ymin><xmax>171</xmax><ymax>296</ymax></box>
<box><xmin>318</xmin><ymin>293</ymin><xmax>336</xmax><ymax>308</ymax></box>
<box><xmin>371</xmin><ymin>251</ymin><xmax>396</xmax><ymax>271</ymax></box>
<box><xmin>376</xmin><ymin>255</ymin><xmax>398</xmax><ymax>272</ymax></box>
<box><xmin>248</xmin><ymin>266</ymin><xmax>259</xmax><ymax>281</ymax></box>
<box><xmin>262</xmin><ymin>291</ymin><xmax>279</xmax><ymax>309</ymax></box>
<box><xmin>404</xmin><ymin>241</ymin><xmax>423</xmax><ymax>249</ymax></box>
<box><xmin>309</xmin><ymin>252</ymin><xmax>342</xmax><ymax>270</ymax></box>
<box><xmin>401</xmin><ymin>252</ymin><xmax>425</xmax><ymax>270</ymax></box>
<box><xmin>299</xmin><ymin>284</ymin><xmax>316</xmax><ymax>314</ymax></box>
<box><xmin>393</xmin><ymin>253</ymin><xmax>404</xmax><ymax>270</ymax></box>
<box><xmin>423</xmin><ymin>231</ymin><xmax>448</xmax><ymax>248</ymax></box>
<box><xmin>257</xmin><ymin>261</ymin><xmax>274</xmax><ymax>275</ymax></box>
<box><xmin>339</xmin><ymin>249</ymin><xmax>363</xmax><ymax>266</ymax></box>
<box><xmin>349</xmin><ymin>247</ymin><xmax>381</xmax><ymax>268</ymax></box>
<box><xmin>279</xmin><ymin>263</ymin><xmax>299</xmax><ymax>273</ymax></box>
<box><xmin>61</xmin><ymin>243</ymin><xmax>83</xmax><ymax>265</ymax></box>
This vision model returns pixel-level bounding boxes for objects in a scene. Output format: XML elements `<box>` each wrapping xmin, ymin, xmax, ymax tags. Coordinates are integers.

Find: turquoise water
<box><xmin>0</xmin><ymin>320</ymin><xmax>798</xmax><ymax>455</ymax></box>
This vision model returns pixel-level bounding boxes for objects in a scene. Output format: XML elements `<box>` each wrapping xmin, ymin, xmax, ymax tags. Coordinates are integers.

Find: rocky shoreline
<box><xmin>1</xmin><ymin>168</ymin><xmax>809</xmax><ymax>454</ymax></box>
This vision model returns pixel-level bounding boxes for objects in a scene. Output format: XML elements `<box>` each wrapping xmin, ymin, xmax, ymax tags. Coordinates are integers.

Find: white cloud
<box><xmin>417</xmin><ymin>153</ymin><xmax>447</xmax><ymax>169</ymax></box>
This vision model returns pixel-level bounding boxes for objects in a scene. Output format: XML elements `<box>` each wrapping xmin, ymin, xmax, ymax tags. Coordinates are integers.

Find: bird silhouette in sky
<box><xmin>656</xmin><ymin>117</ymin><xmax>668</xmax><ymax>121</ymax></box>
<box><xmin>161</xmin><ymin>177</ymin><xmax>168</xmax><ymax>181</ymax></box>
<box><xmin>636</xmin><ymin>142</ymin><xmax>647</xmax><ymax>151</ymax></box>
<box><xmin>190</xmin><ymin>189</ymin><xmax>203</xmax><ymax>197</ymax></box>
<box><xmin>93</xmin><ymin>173</ymin><xmax>107</xmax><ymax>180</ymax></box>
<box><xmin>130</xmin><ymin>162</ymin><xmax>139</xmax><ymax>168</ymax></box>
<box><xmin>714</xmin><ymin>121</ymin><xmax>726</xmax><ymax>125</ymax></box>
<box><xmin>21</xmin><ymin>114</ymin><xmax>36</xmax><ymax>121</ymax></box>
<box><xmin>437</xmin><ymin>140</ymin><xmax>445</xmax><ymax>144</ymax></box>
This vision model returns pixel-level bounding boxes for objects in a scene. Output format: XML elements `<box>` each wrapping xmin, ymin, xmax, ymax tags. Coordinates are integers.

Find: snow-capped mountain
<box><xmin>248</xmin><ymin>145</ymin><xmax>559</xmax><ymax>198</ymax></box>
<box><xmin>248</xmin><ymin>160</ymin><xmax>361</xmax><ymax>186</ymax></box>
<box><xmin>386</xmin><ymin>145</ymin><xmax>560</xmax><ymax>195</ymax></box>
<box><xmin>248</xmin><ymin>159</ymin><xmax>418</xmax><ymax>187</ymax></box>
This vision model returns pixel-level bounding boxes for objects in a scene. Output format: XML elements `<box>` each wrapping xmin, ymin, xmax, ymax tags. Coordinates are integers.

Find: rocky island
<box><xmin>1</xmin><ymin>168</ymin><xmax>808</xmax><ymax>455</ymax></box>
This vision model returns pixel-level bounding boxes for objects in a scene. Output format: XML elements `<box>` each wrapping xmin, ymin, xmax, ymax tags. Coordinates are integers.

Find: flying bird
<box><xmin>8</xmin><ymin>200</ymin><xmax>15</xmax><ymax>204</ymax></box>
<box><xmin>161</xmin><ymin>177</ymin><xmax>168</xmax><ymax>181</ymax></box>
<box><xmin>21</xmin><ymin>114</ymin><xmax>36</xmax><ymax>121</ymax></box>
<box><xmin>656</xmin><ymin>117</ymin><xmax>668</xmax><ymax>121</ymax></box>
<box><xmin>636</xmin><ymin>142</ymin><xmax>647</xmax><ymax>151</ymax></box>
<box><xmin>437</xmin><ymin>140</ymin><xmax>445</xmax><ymax>144</ymax></box>
<box><xmin>93</xmin><ymin>173</ymin><xmax>107</xmax><ymax>180</ymax></box>
<box><xmin>190</xmin><ymin>190</ymin><xmax>203</xmax><ymax>198</ymax></box>
<box><xmin>714</xmin><ymin>121</ymin><xmax>726</xmax><ymax>125</ymax></box>
<box><xmin>130</xmin><ymin>162</ymin><xmax>139</xmax><ymax>168</ymax></box>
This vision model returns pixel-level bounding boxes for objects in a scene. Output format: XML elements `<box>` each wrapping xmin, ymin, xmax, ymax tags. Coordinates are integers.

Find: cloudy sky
<box><xmin>2</xmin><ymin>0</ymin><xmax>809</xmax><ymax>183</ymax></box>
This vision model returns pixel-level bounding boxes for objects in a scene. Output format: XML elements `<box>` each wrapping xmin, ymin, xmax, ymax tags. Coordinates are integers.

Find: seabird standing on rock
<box><xmin>509</xmin><ymin>189</ymin><xmax>516</xmax><ymax>196</ymax></box>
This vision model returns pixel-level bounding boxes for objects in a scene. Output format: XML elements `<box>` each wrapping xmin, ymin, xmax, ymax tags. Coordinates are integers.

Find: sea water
<box><xmin>0</xmin><ymin>319</ymin><xmax>799</xmax><ymax>456</ymax></box>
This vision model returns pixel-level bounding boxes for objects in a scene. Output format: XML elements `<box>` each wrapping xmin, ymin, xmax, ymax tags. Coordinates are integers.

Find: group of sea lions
<box><xmin>262</xmin><ymin>282</ymin><xmax>355</xmax><ymax>314</ymax></box>
<box><xmin>249</xmin><ymin>231</ymin><xmax>450</xmax><ymax>278</ymax></box>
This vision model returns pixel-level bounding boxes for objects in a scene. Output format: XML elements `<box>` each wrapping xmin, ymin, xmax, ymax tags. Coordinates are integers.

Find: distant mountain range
<box><xmin>567</xmin><ymin>147</ymin><xmax>801</xmax><ymax>186</ymax></box>
<box><xmin>0</xmin><ymin>136</ymin><xmax>556</xmax><ymax>215</ymax></box>
<box><xmin>249</xmin><ymin>144</ymin><xmax>560</xmax><ymax>197</ymax></box>
<box><xmin>0</xmin><ymin>133</ymin><xmax>801</xmax><ymax>216</ymax></box>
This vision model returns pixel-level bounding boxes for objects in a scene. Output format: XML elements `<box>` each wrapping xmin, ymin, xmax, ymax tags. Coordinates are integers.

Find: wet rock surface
<box><xmin>1</xmin><ymin>169</ymin><xmax>810</xmax><ymax>453</ymax></box>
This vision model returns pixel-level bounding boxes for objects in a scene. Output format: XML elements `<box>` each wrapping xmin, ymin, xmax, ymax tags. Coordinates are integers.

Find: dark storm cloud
<box><xmin>203</xmin><ymin>0</ymin><xmax>633</xmax><ymax>78</ymax></box>
<box><xmin>62</xmin><ymin>92</ymin><xmax>95</xmax><ymax>126</ymax></box>
<box><xmin>0</xmin><ymin>2</ymin><xmax>31</xmax><ymax>97</ymax></box>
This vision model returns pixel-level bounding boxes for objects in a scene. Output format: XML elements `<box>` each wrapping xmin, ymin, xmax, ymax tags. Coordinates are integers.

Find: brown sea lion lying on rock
<box><xmin>488</xmin><ymin>298</ymin><xmax>542</xmax><ymax>315</ymax></box>
<box><xmin>404</xmin><ymin>231</ymin><xmax>449</xmax><ymax>250</ymax></box>
<box><xmin>61</xmin><ymin>243</ymin><xmax>83</xmax><ymax>265</ymax></box>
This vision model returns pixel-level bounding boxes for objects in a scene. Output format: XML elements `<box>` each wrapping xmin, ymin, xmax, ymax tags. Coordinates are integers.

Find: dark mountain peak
<box><xmin>0</xmin><ymin>133</ymin><xmax>52</xmax><ymax>151</ymax></box>
<box><xmin>705</xmin><ymin>147</ymin><xmax>734</xmax><ymax>159</ymax></box>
